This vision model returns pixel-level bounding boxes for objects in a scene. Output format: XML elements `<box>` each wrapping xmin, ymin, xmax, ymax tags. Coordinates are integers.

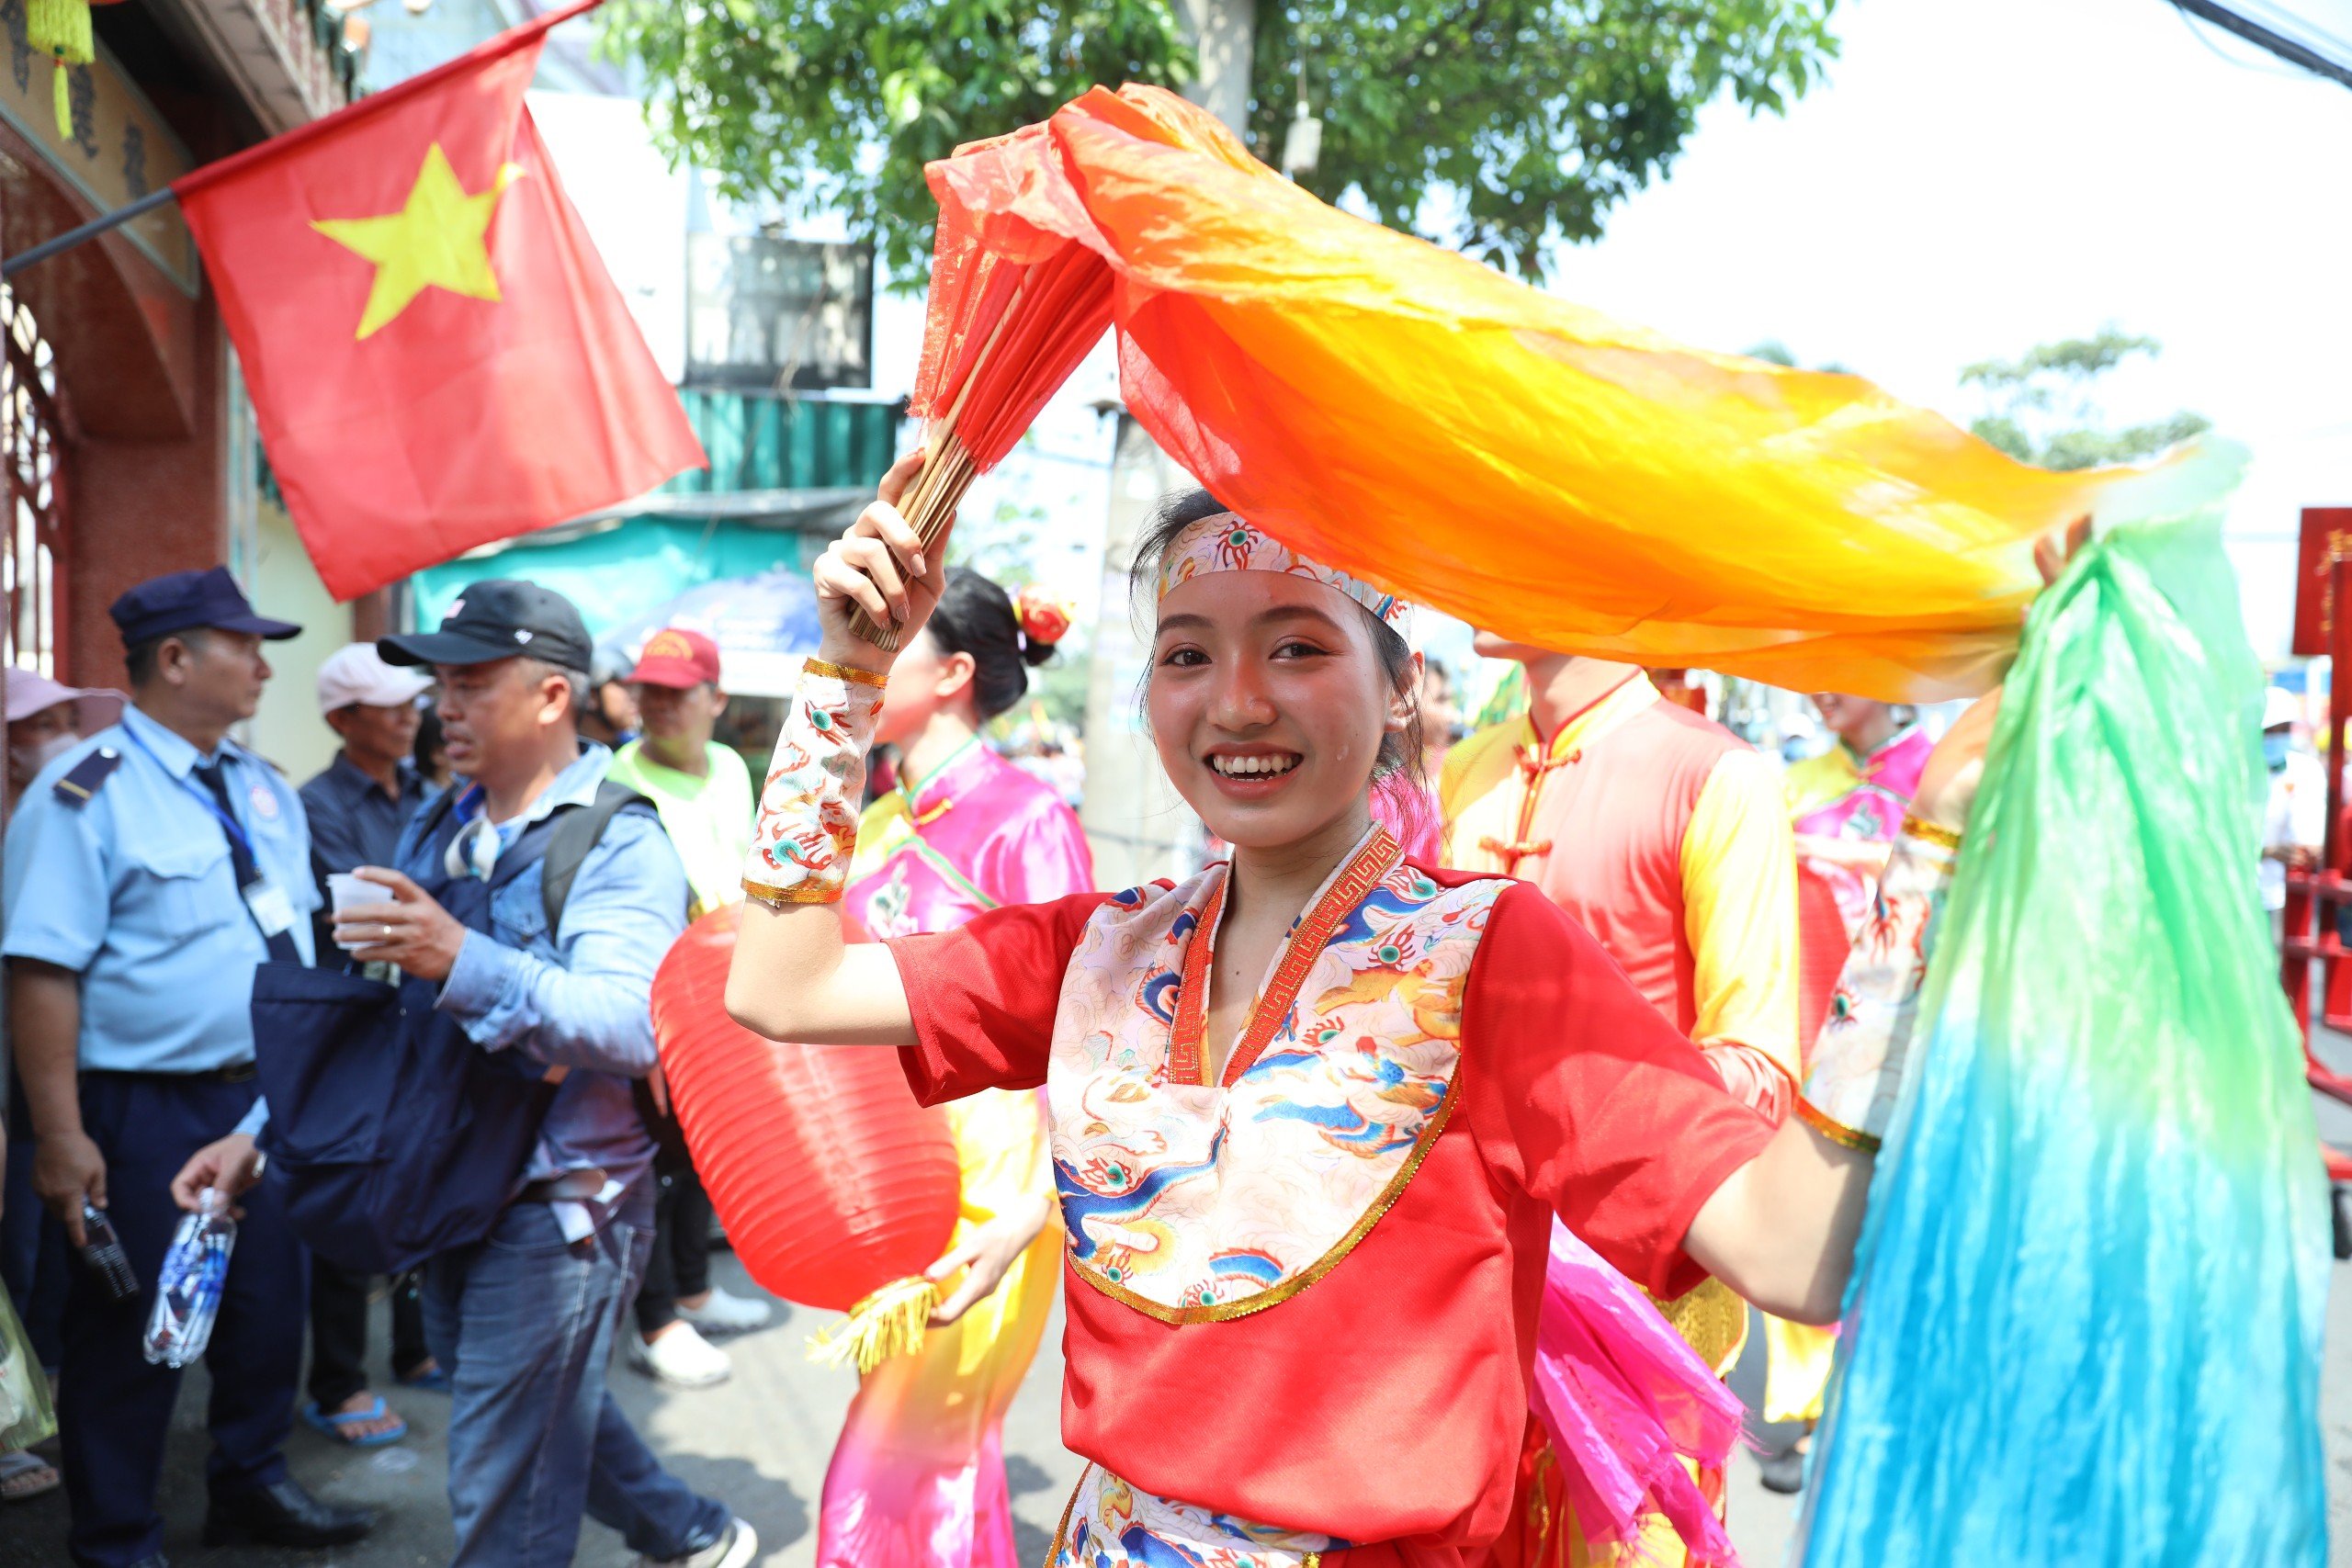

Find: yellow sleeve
<box><xmin>1679</xmin><ymin>748</ymin><xmax>1801</xmax><ymax>1075</ymax></box>
<box><xmin>1437</xmin><ymin>721</ymin><xmax>1521</xmax><ymax>868</ymax></box>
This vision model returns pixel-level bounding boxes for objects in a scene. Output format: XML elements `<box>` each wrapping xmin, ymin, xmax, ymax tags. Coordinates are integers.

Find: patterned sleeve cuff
<box><xmin>741</xmin><ymin>660</ymin><xmax>887</xmax><ymax>906</ymax></box>
<box><xmin>1796</xmin><ymin>823</ymin><xmax>1962</xmax><ymax>1148</ymax></box>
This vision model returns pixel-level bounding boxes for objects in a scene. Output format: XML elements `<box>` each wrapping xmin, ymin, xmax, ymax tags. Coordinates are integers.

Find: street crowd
<box><xmin>0</xmin><ymin>496</ymin><xmax>2328</xmax><ymax>1568</ymax></box>
<box><xmin>2</xmin><ymin>566</ymin><xmax>778</xmax><ymax>1567</ymax></box>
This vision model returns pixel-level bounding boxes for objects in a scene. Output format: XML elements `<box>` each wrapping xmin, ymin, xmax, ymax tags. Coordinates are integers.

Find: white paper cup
<box><xmin>327</xmin><ymin>874</ymin><xmax>395</xmax><ymax>952</ymax></box>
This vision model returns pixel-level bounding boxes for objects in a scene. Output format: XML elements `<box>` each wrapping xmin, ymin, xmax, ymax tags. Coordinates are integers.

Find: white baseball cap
<box><xmin>6</xmin><ymin>667</ymin><xmax>123</xmax><ymax>730</ymax></box>
<box><xmin>317</xmin><ymin>643</ymin><xmax>434</xmax><ymax>716</ymax></box>
<box><xmin>2265</xmin><ymin>686</ymin><xmax>2302</xmax><ymax>732</ymax></box>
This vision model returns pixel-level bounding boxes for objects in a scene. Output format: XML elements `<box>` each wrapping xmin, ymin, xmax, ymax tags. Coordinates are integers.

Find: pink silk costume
<box><xmin>1784</xmin><ymin>726</ymin><xmax>1934</xmax><ymax>935</ymax></box>
<box><xmin>821</xmin><ymin>734</ymin><xmax>1095</xmax><ymax>1568</ymax></box>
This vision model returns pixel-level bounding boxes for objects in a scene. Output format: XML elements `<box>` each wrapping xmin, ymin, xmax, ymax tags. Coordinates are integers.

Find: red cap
<box><xmin>627</xmin><ymin>627</ymin><xmax>722</xmax><ymax>689</ymax></box>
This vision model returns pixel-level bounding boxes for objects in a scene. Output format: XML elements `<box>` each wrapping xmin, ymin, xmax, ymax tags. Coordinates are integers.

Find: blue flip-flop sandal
<box><xmin>300</xmin><ymin>1396</ymin><xmax>408</xmax><ymax>1448</ymax></box>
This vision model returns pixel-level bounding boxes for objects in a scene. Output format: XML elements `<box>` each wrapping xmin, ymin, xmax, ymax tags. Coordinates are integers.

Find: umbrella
<box><xmin>596</xmin><ymin>566</ymin><xmax>824</xmax><ymax>697</ymax></box>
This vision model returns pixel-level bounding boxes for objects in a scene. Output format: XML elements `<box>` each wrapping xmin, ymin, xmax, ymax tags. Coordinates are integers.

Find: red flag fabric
<box><xmin>173</xmin><ymin>0</ymin><xmax>703</xmax><ymax>602</ymax></box>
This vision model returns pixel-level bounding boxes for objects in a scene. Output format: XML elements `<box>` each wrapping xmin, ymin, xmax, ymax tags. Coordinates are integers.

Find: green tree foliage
<box><xmin>601</xmin><ymin>0</ymin><xmax>1841</xmax><ymax>281</ymax></box>
<box><xmin>1255</xmin><ymin>1</ymin><xmax>1840</xmax><ymax>278</ymax></box>
<box><xmin>1961</xmin><ymin>327</ymin><xmax>2211</xmax><ymax>471</ymax></box>
<box><xmin>601</xmin><ymin>0</ymin><xmax>1191</xmax><ymax>279</ymax></box>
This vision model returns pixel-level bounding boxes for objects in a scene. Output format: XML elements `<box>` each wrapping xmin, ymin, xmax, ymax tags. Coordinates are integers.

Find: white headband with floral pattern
<box><xmin>1157</xmin><ymin>513</ymin><xmax>1414</xmax><ymax>636</ymax></box>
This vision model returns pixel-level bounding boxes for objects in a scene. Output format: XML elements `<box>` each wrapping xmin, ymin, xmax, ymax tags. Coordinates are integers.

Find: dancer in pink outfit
<box><xmin>818</xmin><ymin>568</ymin><xmax>1092</xmax><ymax>1568</ymax></box>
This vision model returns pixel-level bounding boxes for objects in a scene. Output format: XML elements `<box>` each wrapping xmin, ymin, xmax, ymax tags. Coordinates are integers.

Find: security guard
<box><xmin>2</xmin><ymin>568</ymin><xmax>373</xmax><ymax>1567</ymax></box>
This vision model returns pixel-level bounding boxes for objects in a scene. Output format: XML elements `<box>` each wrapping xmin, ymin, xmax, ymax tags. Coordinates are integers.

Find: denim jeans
<box><xmin>422</xmin><ymin>1190</ymin><xmax>728</xmax><ymax>1566</ymax></box>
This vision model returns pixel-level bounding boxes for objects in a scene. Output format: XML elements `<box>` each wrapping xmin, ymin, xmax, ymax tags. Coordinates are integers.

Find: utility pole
<box><xmin>1076</xmin><ymin>0</ymin><xmax>1255</xmax><ymax>887</ymax></box>
<box><xmin>1178</xmin><ymin>0</ymin><xmax>1257</xmax><ymax>130</ymax></box>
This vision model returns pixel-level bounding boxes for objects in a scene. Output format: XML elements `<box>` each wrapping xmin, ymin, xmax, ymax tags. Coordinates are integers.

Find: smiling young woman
<box><xmin>725</xmin><ymin>452</ymin><xmax>2000</xmax><ymax>1568</ymax></box>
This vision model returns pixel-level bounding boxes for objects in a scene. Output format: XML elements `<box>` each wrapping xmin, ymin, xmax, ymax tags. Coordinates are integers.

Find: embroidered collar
<box><xmin>1168</xmin><ymin>824</ymin><xmax>1404</xmax><ymax>1089</ymax></box>
<box><xmin>1846</xmin><ymin>722</ymin><xmax>1924</xmax><ymax>773</ymax></box>
<box><xmin>1526</xmin><ymin>670</ymin><xmax>1657</xmax><ymax>764</ymax></box>
<box><xmin>899</xmin><ymin>731</ymin><xmax>989</xmax><ymax>823</ymax></box>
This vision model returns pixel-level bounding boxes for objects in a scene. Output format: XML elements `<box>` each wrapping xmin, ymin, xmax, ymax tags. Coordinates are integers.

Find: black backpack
<box><xmin>252</xmin><ymin>783</ymin><xmax>658</xmax><ymax>1273</ymax></box>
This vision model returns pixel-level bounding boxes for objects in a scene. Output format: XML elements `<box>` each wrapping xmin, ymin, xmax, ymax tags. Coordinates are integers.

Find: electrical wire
<box><xmin>2165</xmin><ymin>0</ymin><xmax>2352</xmax><ymax>90</ymax></box>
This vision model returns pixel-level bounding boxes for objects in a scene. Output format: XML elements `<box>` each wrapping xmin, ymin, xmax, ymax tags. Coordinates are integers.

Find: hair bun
<box><xmin>1013</xmin><ymin>586</ymin><xmax>1074</xmax><ymax>663</ymax></box>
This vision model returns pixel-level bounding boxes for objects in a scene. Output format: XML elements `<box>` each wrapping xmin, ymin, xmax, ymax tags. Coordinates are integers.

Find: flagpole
<box><xmin>5</xmin><ymin>0</ymin><xmax>605</xmax><ymax>281</ymax></box>
<box><xmin>3</xmin><ymin>187</ymin><xmax>176</xmax><ymax>280</ymax></box>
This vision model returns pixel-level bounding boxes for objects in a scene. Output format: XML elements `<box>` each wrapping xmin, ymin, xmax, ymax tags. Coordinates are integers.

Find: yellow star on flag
<box><xmin>312</xmin><ymin>143</ymin><xmax>526</xmax><ymax>340</ymax></box>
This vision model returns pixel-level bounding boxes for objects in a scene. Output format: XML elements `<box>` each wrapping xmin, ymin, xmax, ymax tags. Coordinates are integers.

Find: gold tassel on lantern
<box><xmin>26</xmin><ymin>0</ymin><xmax>93</xmax><ymax>139</ymax></box>
<box><xmin>803</xmin><ymin>1274</ymin><xmax>941</xmax><ymax>1375</ymax></box>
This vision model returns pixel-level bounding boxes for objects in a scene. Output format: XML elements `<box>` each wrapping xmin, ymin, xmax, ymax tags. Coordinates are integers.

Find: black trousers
<box><xmin>307</xmin><ymin>1258</ymin><xmax>431</xmax><ymax>1409</ymax></box>
<box><xmin>631</xmin><ymin>1168</ymin><xmax>714</xmax><ymax>1337</ymax></box>
<box><xmin>60</xmin><ymin>1072</ymin><xmax>306</xmax><ymax>1568</ymax></box>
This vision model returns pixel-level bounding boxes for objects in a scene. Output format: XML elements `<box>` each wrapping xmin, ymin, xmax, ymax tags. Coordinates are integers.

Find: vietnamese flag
<box><xmin>172</xmin><ymin>0</ymin><xmax>704</xmax><ymax>602</ymax></box>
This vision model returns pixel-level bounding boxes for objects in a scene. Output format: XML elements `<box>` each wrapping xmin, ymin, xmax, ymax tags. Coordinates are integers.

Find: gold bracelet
<box><xmin>741</xmin><ymin>879</ymin><xmax>845</xmax><ymax>910</ymax></box>
<box><xmin>802</xmin><ymin>657</ymin><xmax>888</xmax><ymax>689</ymax></box>
<box><xmin>1795</xmin><ymin>1095</ymin><xmax>1882</xmax><ymax>1155</ymax></box>
<box><xmin>1899</xmin><ymin>814</ymin><xmax>1963</xmax><ymax>853</ymax></box>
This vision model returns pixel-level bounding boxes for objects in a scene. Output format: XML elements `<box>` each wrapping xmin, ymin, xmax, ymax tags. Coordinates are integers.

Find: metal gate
<box><xmin>1</xmin><ymin>283</ymin><xmax>67</xmax><ymax>678</ymax></box>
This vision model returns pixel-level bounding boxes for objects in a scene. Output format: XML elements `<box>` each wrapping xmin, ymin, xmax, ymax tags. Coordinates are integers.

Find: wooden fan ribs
<box><xmin>847</xmin><ymin>236</ymin><xmax>1115</xmax><ymax>650</ymax></box>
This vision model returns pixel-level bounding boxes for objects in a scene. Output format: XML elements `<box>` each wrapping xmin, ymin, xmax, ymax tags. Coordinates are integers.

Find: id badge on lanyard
<box><xmin>243</xmin><ymin>876</ymin><xmax>298</xmax><ymax>938</ymax></box>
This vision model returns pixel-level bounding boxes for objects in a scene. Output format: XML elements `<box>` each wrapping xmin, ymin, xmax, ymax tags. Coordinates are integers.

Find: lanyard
<box><xmin>120</xmin><ymin>723</ymin><xmax>256</xmax><ymax>863</ymax></box>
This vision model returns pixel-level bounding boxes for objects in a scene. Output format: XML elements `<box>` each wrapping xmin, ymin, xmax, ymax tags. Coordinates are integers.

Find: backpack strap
<box><xmin>540</xmin><ymin>781</ymin><xmax>659</xmax><ymax>933</ymax></box>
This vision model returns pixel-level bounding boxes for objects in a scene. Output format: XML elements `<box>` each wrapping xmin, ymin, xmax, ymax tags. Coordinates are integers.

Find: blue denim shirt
<box><xmin>401</xmin><ymin>743</ymin><xmax>688</xmax><ymax>1234</ymax></box>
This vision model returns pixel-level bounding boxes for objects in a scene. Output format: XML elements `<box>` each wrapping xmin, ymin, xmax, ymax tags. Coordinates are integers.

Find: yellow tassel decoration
<box><xmin>803</xmin><ymin>1275</ymin><xmax>940</xmax><ymax>1375</ymax></box>
<box><xmin>25</xmin><ymin>0</ymin><xmax>93</xmax><ymax>139</ymax></box>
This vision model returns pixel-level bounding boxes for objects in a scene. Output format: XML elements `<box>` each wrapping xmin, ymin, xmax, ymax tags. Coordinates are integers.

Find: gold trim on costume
<box><xmin>1069</xmin><ymin>1070</ymin><xmax>1463</xmax><ymax>1325</ymax></box>
<box><xmin>1898</xmin><ymin>814</ymin><xmax>1962</xmax><ymax>853</ymax></box>
<box><xmin>1650</xmin><ymin>1275</ymin><xmax>1749</xmax><ymax>1377</ymax></box>
<box><xmin>1044</xmin><ymin>1465</ymin><xmax>1086</xmax><ymax>1568</ymax></box>
<box><xmin>803</xmin><ymin>656</ymin><xmax>889</xmax><ymax>688</ymax></box>
<box><xmin>1796</xmin><ymin>1093</ymin><xmax>1882</xmax><ymax>1154</ymax></box>
<box><xmin>741</xmin><ymin>878</ymin><xmax>844</xmax><ymax>909</ymax></box>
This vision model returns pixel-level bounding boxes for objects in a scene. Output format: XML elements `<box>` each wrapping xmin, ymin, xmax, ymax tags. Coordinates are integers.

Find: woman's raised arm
<box><xmin>1687</xmin><ymin>655</ymin><xmax>2007</xmax><ymax>1321</ymax></box>
<box><xmin>1685</xmin><ymin>516</ymin><xmax>2087</xmax><ymax>1320</ymax></box>
<box><xmin>725</xmin><ymin>452</ymin><xmax>947</xmax><ymax>1047</ymax></box>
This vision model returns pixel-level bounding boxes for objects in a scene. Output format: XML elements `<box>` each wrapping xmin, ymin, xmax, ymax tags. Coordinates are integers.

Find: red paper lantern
<box><xmin>651</xmin><ymin>906</ymin><xmax>960</xmax><ymax>1311</ymax></box>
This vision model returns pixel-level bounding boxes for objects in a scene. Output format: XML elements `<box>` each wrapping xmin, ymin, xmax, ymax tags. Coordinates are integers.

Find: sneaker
<box><xmin>675</xmin><ymin>1286</ymin><xmax>773</xmax><ymax>1336</ymax></box>
<box><xmin>639</xmin><ymin>1517</ymin><xmax>757</xmax><ymax>1568</ymax></box>
<box><xmin>1758</xmin><ymin>1444</ymin><xmax>1806</xmax><ymax>1495</ymax></box>
<box><xmin>627</xmin><ymin>1322</ymin><xmax>732</xmax><ymax>1388</ymax></box>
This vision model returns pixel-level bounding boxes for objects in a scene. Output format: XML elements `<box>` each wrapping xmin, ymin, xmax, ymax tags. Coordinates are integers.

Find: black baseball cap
<box><xmin>379</xmin><ymin>580</ymin><xmax>594</xmax><ymax>671</ymax></box>
<box><xmin>111</xmin><ymin>567</ymin><xmax>301</xmax><ymax>647</ymax></box>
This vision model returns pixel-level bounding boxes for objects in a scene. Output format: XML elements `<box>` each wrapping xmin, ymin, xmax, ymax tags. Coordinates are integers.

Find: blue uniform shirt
<box><xmin>3</xmin><ymin>704</ymin><xmax>318</xmax><ymax>1074</ymax></box>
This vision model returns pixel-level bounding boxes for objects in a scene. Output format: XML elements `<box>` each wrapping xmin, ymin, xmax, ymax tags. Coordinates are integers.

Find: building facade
<box><xmin>3</xmin><ymin>0</ymin><xmax>366</xmax><ymax>777</ymax></box>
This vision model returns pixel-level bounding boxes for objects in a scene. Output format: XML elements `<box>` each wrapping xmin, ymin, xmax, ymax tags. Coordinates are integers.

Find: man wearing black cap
<box><xmin>2</xmin><ymin>567</ymin><xmax>374</xmax><ymax>1566</ymax></box>
<box><xmin>306</xmin><ymin>581</ymin><xmax>750</xmax><ymax>1568</ymax></box>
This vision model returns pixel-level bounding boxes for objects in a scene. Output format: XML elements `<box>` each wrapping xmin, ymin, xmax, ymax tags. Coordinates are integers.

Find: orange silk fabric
<box><xmin>923</xmin><ymin>85</ymin><xmax>2185</xmax><ymax>701</ymax></box>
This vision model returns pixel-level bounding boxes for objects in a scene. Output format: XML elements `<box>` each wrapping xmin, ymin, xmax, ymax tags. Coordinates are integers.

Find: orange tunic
<box><xmin>1439</xmin><ymin>673</ymin><xmax>1799</xmax><ymax>1081</ymax></box>
<box><xmin>1441</xmin><ymin>673</ymin><xmax>1801</xmax><ymax>1568</ymax></box>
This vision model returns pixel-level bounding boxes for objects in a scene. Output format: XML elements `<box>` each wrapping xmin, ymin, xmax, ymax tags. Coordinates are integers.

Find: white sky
<box><xmin>977</xmin><ymin>0</ymin><xmax>2352</xmax><ymax>660</ymax></box>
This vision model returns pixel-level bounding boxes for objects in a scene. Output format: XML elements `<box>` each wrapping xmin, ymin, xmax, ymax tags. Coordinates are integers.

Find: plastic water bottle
<box><xmin>144</xmin><ymin>1189</ymin><xmax>234</xmax><ymax>1368</ymax></box>
<box><xmin>77</xmin><ymin>1201</ymin><xmax>138</xmax><ymax>1301</ymax></box>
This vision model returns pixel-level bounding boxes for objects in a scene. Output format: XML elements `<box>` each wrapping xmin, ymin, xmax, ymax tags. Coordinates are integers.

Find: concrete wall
<box><xmin>245</xmin><ymin>498</ymin><xmax>352</xmax><ymax>782</ymax></box>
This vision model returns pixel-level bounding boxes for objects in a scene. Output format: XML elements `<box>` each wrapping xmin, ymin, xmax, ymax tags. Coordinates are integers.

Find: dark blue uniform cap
<box><xmin>110</xmin><ymin>567</ymin><xmax>301</xmax><ymax>648</ymax></box>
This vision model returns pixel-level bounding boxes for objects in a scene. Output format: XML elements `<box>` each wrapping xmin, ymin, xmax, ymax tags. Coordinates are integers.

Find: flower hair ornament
<box><xmin>1158</xmin><ymin>513</ymin><xmax>1414</xmax><ymax>637</ymax></box>
<box><xmin>1013</xmin><ymin>584</ymin><xmax>1075</xmax><ymax>652</ymax></box>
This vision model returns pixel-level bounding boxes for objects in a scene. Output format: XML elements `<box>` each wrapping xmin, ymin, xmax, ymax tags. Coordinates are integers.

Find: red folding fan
<box><xmin>847</xmin><ymin>126</ymin><xmax>1115</xmax><ymax>649</ymax></box>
